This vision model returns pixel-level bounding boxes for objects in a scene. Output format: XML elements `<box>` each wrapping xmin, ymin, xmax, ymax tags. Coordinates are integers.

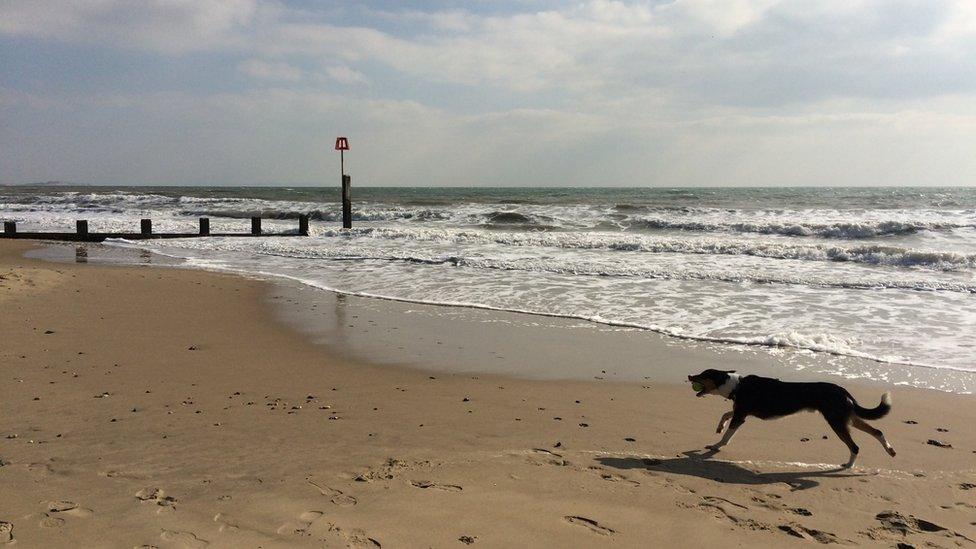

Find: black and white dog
<box><xmin>688</xmin><ymin>369</ymin><xmax>896</xmax><ymax>468</ymax></box>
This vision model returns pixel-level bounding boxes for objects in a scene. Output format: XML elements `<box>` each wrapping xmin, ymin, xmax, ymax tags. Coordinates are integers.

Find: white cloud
<box><xmin>239</xmin><ymin>58</ymin><xmax>303</xmax><ymax>81</ymax></box>
<box><xmin>664</xmin><ymin>0</ymin><xmax>779</xmax><ymax>36</ymax></box>
<box><xmin>0</xmin><ymin>0</ymin><xmax>260</xmax><ymax>54</ymax></box>
<box><xmin>323</xmin><ymin>65</ymin><xmax>367</xmax><ymax>85</ymax></box>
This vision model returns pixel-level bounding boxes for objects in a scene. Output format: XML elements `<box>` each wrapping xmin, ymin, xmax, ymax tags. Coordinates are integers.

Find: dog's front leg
<box><xmin>716</xmin><ymin>411</ymin><xmax>733</xmax><ymax>433</ymax></box>
<box><xmin>708</xmin><ymin>414</ymin><xmax>745</xmax><ymax>451</ymax></box>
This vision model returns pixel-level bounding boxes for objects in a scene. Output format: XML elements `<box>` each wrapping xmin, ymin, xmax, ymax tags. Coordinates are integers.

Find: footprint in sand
<box><xmin>307</xmin><ymin>479</ymin><xmax>358</xmax><ymax>506</ymax></box>
<box><xmin>330</xmin><ymin>494</ymin><xmax>358</xmax><ymax>506</ymax></box>
<box><xmin>588</xmin><ymin>467</ymin><xmax>640</xmax><ymax>487</ymax></box>
<box><xmin>39</xmin><ymin>514</ymin><xmax>65</xmax><ymax>528</ymax></box>
<box><xmin>563</xmin><ymin>516</ymin><xmax>615</xmax><ymax>536</ymax></box>
<box><xmin>702</xmin><ymin>496</ymin><xmax>749</xmax><ymax>510</ymax></box>
<box><xmin>525</xmin><ymin>449</ymin><xmax>571</xmax><ymax>467</ymax></box>
<box><xmin>212</xmin><ymin>513</ymin><xmax>240</xmax><ymax>533</ymax></box>
<box><xmin>27</xmin><ymin>462</ymin><xmax>54</xmax><ymax>476</ymax></box>
<box><xmin>351</xmin><ymin>457</ymin><xmax>428</xmax><ymax>483</ymax></box>
<box><xmin>777</xmin><ymin>524</ymin><xmax>838</xmax><ymax>544</ymax></box>
<box><xmin>278</xmin><ymin>511</ymin><xmax>381</xmax><ymax>547</ymax></box>
<box><xmin>135</xmin><ymin>488</ymin><xmax>177</xmax><ymax>507</ymax></box>
<box><xmin>939</xmin><ymin>501</ymin><xmax>976</xmax><ymax>510</ymax></box>
<box><xmin>410</xmin><ymin>480</ymin><xmax>462</xmax><ymax>492</ymax></box>
<box><xmin>277</xmin><ymin>511</ymin><xmax>324</xmax><ymax>536</ymax></box>
<box><xmin>0</xmin><ymin>522</ymin><xmax>12</xmax><ymax>544</ymax></box>
<box><xmin>45</xmin><ymin>500</ymin><xmax>94</xmax><ymax>518</ymax></box>
<box><xmin>159</xmin><ymin>529</ymin><xmax>208</xmax><ymax>548</ymax></box>
<box><xmin>750</xmin><ymin>496</ymin><xmax>813</xmax><ymax>517</ymax></box>
<box><xmin>870</xmin><ymin>511</ymin><xmax>976</xmax><ymax>543</ymax></box>
<box><xmin>331</xmin><ymin>527</ymin><xmax>381</xmax><ymax>548</ymax></box>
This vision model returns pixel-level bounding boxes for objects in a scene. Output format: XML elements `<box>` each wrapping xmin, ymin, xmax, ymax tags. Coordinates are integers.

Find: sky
<box><xmin>1</xmin><ymin>1</ymin><xmax>975</xmax><ymax>187</ymax></box>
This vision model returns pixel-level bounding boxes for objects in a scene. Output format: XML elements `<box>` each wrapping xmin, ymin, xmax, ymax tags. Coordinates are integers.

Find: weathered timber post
<box><xmin>200</xmin><ymin>218</ymin><xmax>210</xmax><ymax>235</ymax></box>
<box><xmin>141</xmin><ymin>219</ymin><xmax>152</xmax><ymax>236</ymax></box>
<box><xmin>299</xmin><ymin>214</ymin><xmax>309</xmax><ymax>236</ymax></box>
<box><xmin>342</xmin><ymin>175</ymin><xmax>352</xmax><ymax>229</ymax></box>
<box><xmin>76</xmin><ymin>220</ymin><xmax>88</xmax><ymax>237</ymax></box>
<box><xmin>3</xmin><ymin>221</ymin><xmax>15</xmax><ymax>235</ymax></box>
<box><xmin>251</xmin><ymin>217</ymin><xmax>262</xmax><ymax>235</ymax></box>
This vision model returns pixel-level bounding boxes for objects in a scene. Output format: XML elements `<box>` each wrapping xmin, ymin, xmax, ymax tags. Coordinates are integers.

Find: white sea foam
<box><xmin>122</xmin><ymin>233</ymin><xmax>976</xmax><ymax>292</ymax></box>
<box><xmin>314</xmin><ymin>226</ymin><xmax>976</xmax><ymax>272</ymax></box>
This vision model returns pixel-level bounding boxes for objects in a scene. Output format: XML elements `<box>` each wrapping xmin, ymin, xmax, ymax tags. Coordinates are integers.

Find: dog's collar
<box><xmin>717</xmin><ymin>374</ymin><xmax>740</xmax><ymax>400</ymax></box>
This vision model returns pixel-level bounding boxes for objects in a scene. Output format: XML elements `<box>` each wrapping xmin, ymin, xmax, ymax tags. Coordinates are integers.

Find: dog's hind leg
<box><xmin>851</xmin><ymin>416</ymin><xmax>896</xmax><ymax>457</ymax></box>
<box><xmin>716</xmin><ymin>411</ymin><xmax>733</xmax><ymax>434</ymax></box>
<box><xmin>826</xmin><ymin>416</ymin><xmax>859</xmax><ymax>468</ymax></box>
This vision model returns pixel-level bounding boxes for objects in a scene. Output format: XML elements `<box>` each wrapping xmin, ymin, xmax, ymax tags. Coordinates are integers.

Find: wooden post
<box><xmin>141</xmin><ymin>219</ymin><xmax>152</xmax><ymax>236</ymax></box>
<box><xmin>342</xmin><ymin>175</ymin><xmax>352</xmax><ymax>229</ymax></box>
<box><xmin>299</xmin><ymin>214</ymin><xmax>309</xmax><ymax>236</ymax></box>
<box><xmin>251</xmin><ymin>217</ymin><xmax>262</xmax><ymax>235</ymax></box>
<box><xmin>335</xmin><ymin>137</ymin><xmax>351</xmax><ymax>229</ymax></box>
<box><xmin>200</xmin><ymin>218</ymin><xmax>210</xmax><ymax>235</ymax></box>
<box><xmin>76</xmin><ymin>220</ymin><xmax>88</xmax><ymax>237</ymax></box>
<box><xmin>3</xmin><ymin>221</ymin><xmax>14</xmax><ymax>235</ymax></box>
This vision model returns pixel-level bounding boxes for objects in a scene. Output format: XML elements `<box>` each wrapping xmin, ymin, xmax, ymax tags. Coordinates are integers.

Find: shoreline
<box><xmin>2</xmin><ymin>239</ymin><xmax>975</xmax><ymax>547</ymax></box>
<box><xmin>27</xmin><ymin>240</ymin><xmax>976</xmax><ymax>393</ymax></box>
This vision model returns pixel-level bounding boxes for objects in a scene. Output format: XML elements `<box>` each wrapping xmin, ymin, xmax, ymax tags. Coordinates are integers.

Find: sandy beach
<box><xmin>1</xmin><ymin>239</ymin><xmax>975</xmax><ymax>548</ymax></box>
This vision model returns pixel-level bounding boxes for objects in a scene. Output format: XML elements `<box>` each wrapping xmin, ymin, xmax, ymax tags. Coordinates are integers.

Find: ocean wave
<box><xmin>485</xmin><ymin>211</ymin><xmax>534</xmax><ymax>224</ymax></box>
<box><xmin>16</xmin><ymin>191</ymin><xmax>178</xmax><ymax>209</ymax></box>
<box><xmin>316</xmin><ymin>227</ymin><xmax>976</xmax><ymax>271</ymax></box>
<box><xmin>627</xmin><ymin>217</ymin><xmax>969</xmax><ymax>238</ymax></box>
<box><xmin>290</xmin><ymin>253</ymin><xmax>976</xmax><ymax>292</ymax></box>
<box><xmin>128</xmin><ymin>236</ymin><xmax>976</xmax><ymax>292</ymax></box>
<box><xmin>178</xmin><ymin>208</ymin><xmax>452</xmax><ymax>222</ymax></box>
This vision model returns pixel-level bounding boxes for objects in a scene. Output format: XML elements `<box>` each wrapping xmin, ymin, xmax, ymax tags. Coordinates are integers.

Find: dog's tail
<box><xmin>851</xmin><ymin>391</ymin><xmax>892</xmax><ymax>420</ymax></box>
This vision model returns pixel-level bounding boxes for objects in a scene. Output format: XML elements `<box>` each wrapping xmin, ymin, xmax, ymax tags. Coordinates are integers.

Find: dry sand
<box><xmin>1</xmin><ymin>240</ymin><xmax>975</xmax><ymax>548</ymax></box>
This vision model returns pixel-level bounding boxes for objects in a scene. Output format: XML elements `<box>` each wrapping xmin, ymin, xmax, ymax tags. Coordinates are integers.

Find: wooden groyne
<box><xmin>1</xmin><ymin>215</ymin><xmax>310</xmax><ymax>242</ymax></box>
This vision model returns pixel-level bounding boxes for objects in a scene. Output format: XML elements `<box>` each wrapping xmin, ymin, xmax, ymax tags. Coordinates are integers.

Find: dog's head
<box><xmin>687</xmin><ymin>369</ymin><xmax>736</xmax><ymax>398</ymax></box>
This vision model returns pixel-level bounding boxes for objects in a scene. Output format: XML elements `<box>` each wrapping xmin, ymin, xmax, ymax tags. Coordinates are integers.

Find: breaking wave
<box><xmin>627</xmin><ymin>218</ymin><xmax>969</xmax><ymax>238</ymax></box>
<box><xmin>316</xmin><ymin>227</ymin><xmax>976</xmax><ymax>271</ymax></box>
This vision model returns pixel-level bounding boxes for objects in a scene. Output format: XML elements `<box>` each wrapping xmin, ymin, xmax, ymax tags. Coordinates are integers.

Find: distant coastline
<box><xmin>0</xmin><ymin>180</ymin><xmax>86</xmax><ymax>187</ymax></box>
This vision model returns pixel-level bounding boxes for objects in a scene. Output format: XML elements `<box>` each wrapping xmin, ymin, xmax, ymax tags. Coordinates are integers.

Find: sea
<box><xmin>3</xmin><ymin>185</ymin><xmax>975</xmax><ymax>390</ymax></box>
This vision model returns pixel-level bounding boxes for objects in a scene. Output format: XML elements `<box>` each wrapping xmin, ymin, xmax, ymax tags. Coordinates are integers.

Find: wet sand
<box><xmin>1</xmin><ymin>240</ymin><xmax>975</xmax><ymax>548</ymax></box>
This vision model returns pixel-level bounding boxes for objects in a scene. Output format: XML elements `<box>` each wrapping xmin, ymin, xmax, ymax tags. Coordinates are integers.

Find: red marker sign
<box><xmin>334</xmin><ymin>137</ymin><xmax>349</xmax><ymax>151</ymax></box>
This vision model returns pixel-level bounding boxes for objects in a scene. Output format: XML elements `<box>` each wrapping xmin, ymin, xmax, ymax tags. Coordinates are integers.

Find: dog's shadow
<box><xmin>597</xmin><ymin>449</ymin><xmax>863</xmax><ymax>491</ymax></box>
